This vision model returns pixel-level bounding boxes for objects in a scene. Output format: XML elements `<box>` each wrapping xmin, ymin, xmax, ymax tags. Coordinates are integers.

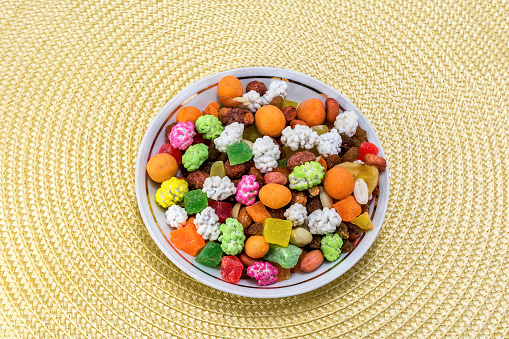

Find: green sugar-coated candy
<box><xmin>321</xmin><ymin>233</ymin><xmax>343</xmax><ymax>261</ymax></box>
<box><xmin>195</xmin><ymin>115</ymin><xmax>224</xmax><ymax>140</ymax></box>
<box><xmin>184</xmin><ymin>189</ymin><xmax>209</xmax><ymax>214</ymax></box>
<box><xmin>182</xmin><ymin>143</ymin><xmax>208</xmax><ymax>171</ymax></box>
<box><xmin>210</xmin><ymin>161</ymin><xmax>226</xmax><ymax>178</ymax></box>
<box><xmin>262</xmin><ymin>244</ymin><xmax>303</xmax><ymax>269</ymax></box>
<box><xmin>226</xmin><ymin>142</ymin><xmax>253</xmax><ymax>165</ymax></box>
<box><xmin>195</xmin><ymin>241</ymin><xmax>224</xmax><ymax>267</ymax></box>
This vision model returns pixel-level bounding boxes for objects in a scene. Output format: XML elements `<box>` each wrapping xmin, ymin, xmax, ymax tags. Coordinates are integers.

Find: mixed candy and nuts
<box><xmin>146</xmin><ymin>75</ymin><xmax>387</xmax><ymax>285</ymax></box>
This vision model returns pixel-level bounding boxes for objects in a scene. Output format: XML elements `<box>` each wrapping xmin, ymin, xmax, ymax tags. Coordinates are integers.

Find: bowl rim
<box><xmin>135</xmin><ymin>67</ymin><xmax>390</xmax><ymax>298</ymax></box>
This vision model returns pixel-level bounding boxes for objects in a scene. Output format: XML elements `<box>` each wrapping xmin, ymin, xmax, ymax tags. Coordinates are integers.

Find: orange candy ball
<box><xmin>323</xmin><ymin>166</ymin><xmax>355</xmax><ymax>200</ymax></box>
<box><xmin>146</xmin><ymin>153</ymin><xmax>178</xmax><ymax>183</ymax></box>
<box><xmin>244</xmin><ymin>236</ymin><xmax>270</xmax><ymax>259</ymax></box>
<box><xmin>254</xmin><ymin>105</ymin><xmax>286</xmax><ymax>137</ymax></box>
<box><xmin>258</xmin><ymin>183</ymin><xmax>292</xmax><ymax>209</ymax></box>
<box><xmin>296</xmin><ymin>98</ymin><xmax>326</xmax><ymax>126</ymax></box>
<box><xmin>176</xmin><ymin>106</ymin><xmax>202</xmax><ymax>123</ymax></box>
<box><xmin>217</xmin><ymin>75</ymin><xmax>243</xmax><ymax>98</ymax></box>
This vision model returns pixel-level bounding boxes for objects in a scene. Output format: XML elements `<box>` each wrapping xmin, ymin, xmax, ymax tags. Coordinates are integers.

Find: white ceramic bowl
<box><xmin>135</xmin><ymin>67</ymin><xmax>389</xmax><ymax>298</ymax></box>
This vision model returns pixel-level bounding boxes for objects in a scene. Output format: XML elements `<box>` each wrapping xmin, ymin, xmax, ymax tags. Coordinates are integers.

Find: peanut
<box><xmin>300</xmin><ymin>250</ymin><xmax>325</xmax><ymax>272</ymax></box>
<box><xmin>325</xmin><ymin>98</ymin><xmax>340</xmax><ymax>123</ymax></box>
<box><xmin>239</xmin><ymin>253</ymin><xmax>261</xmax><ymax>267</ymax></box>
<box><xmin>264</xmin><ymin>172</ymin><xmax>288</xmax><ymax>185</ymax></box>
<box><xmin>364</xmin><ymin>154</ymin><xmax>387</xmax><ymax>171</ymax></box>
<box><xmin>289</xmin><ymin>227</ymin><xmax>313</xmax><ymax>247</ymax></box>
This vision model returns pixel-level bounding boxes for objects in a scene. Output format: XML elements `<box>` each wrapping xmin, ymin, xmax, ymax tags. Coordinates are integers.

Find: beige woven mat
<box><xmin>1</xmin><ymin>0</ymin><xmax>508</xmax><ymax>337</ymax></box>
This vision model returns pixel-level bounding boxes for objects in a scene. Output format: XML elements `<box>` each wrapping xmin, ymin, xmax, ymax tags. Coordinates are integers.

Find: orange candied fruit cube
<box><xmin>170</xmin><ymin>226</ymin><xmax>205</xmax><ymax>256</ymax></box>
<box><xmin>333</xmin><ymin>195</ymin><xmax>361</xmax><ymax>222</ymax></box>
<box><xmin>246</xmin><ymin>201</ymin><xmax>272</xmax><ymax>223</ymax></box>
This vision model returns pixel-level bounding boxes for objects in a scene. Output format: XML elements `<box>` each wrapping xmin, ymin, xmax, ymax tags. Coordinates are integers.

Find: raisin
<box><xmin>267</xmin><ymin>208</ymin><xmax>285</xmax><ymax>219</ymax></box>
<box><xmin>248</xmin><ymin>166</ymin><xmax>264</xmax><ymax>186</ymax></box>
<box><xmin>306</xmin><ymin>195</ymin><xmax>323</xmax><ymax>214</ymax></box>
<box><xmin>199</xmin><ymin>161</ymin><xmax>214</xmax><ymax>174</ymax></box>
<box><xmin>208</xmin><ymin>144</ymin><xmax>221</xmax><ymax>161</ymax></box>
<box><xmin>341</xmin><ymin>239</ymin><xmax>354</xmax><ymax>253</ymax></box>
<box><xmin>309</xmin><ymin>235</ymin><xmax>322</xmax><ymax>249</ymax></box>
<box><xmin>269</xmin><ymin>96</ymin><xmax>284</xmax><ymax>110</ymax></box>
<box><xmin>325</xmin><ymin>154</ymin><xmax>341</xmax><ymax>169</ymax></box>
<box><xmin>336</xmin><ymin>222</ymin><xmax>349</xmax><ymax>239</ymax></box>
<box><xmin>341</xmin><ymin>147</ymin><xmax>359</xmax><ymax>163</ymax></box>
<box><xmin>246</xmin><ymin>223</ymin><xmax>264</xmax><ymax>235</ymax></box>
<box><xmin>291</xmin><ymin>191</ymin><xmax>307</xmax><ymax>206</ymax></box>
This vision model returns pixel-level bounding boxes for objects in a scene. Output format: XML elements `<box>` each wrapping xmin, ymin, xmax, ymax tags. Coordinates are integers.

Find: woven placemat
<box><xmin>1</xmin><ymin>0</ymin><xmax>508</xmax><ymax>337</ymax></box>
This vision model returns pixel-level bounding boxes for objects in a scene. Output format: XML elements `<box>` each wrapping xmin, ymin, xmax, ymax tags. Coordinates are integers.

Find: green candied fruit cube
<box><xmin>184</xmin><ymin>189</ymin><xmax>209</xmax><ymax>214</ymax></box>
<box><xmin>262</xmin><ymin>218</ymin><xmax>293</xmax><ymax>247</ymax></box>
<box><xmin>277</xmin><ymin>159</ymin><xmax>287</xmax><ymax>168</ymax></box>
<box><xmin>262</xmin><ymin>244</ymin><xmax>303</xmax><ymax>269</ymax></box>
<box><xmin>210</xmin><ymin>161</ymin><xmax>226</xmax><ymax>178</ymax></box>
<box><xmin>311</xmin><ymin>125</ymin><xmax>329</xmax><ymax>135</ymax></box>
<box><xmin>242</xmin><ymin>125</ymin><xmax>263</xmax><ymax>143</ymax></box>
<box><xmin>226</xmin><ymin>141</ymin><xmax>253</xmax><ymax>165</ymax></box>
<box><xmin>195</xmin><ymin>241</ymin><xmax>224</xmax><ymax>267</ymax></box>
<box><xmin>282</xmin><ymin>100</ymin><xmax>298</xmax><ymax>109</ymax></box>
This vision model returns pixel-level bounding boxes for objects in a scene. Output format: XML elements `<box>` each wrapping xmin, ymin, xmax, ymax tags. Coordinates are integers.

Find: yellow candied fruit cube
<box><xmin>350</xmin><ymin>212</ymin><xmax>373</xmax><ymax>229</ymax></box>
<box><xmin>262</xmin><ymin>218</ymin><xmax>293</xmax><ymax>247</ymax></box>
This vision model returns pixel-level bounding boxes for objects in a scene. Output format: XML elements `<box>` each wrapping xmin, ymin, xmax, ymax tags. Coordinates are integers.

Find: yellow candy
<box><xmin>350</xmin><ymin>212</ymin><xmax>373</xmax><ymax>229</ymax></box>
<box><xmin>155</xmin><ymin>177</ymin><xmax>189</xmax><ymax>208</ymax></box>
<box><xmin>262</xmin><ymin>218</ymin><xmax>293</xmax><ymax>247</ymax></box>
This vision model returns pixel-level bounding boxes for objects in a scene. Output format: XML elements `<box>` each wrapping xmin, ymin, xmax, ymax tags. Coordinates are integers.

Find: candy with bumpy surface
<box><xmin>202</xmin><ymin>176</ymin><xmax>237</xmax><ymax>201</ymax></box>
<box><xmin>317</xmin><ymin>129</ymin><xmax>342</xmax><ymax>157</ymax></box>
<box><xmin>184</xmin><ymin>189</ymin><xmax>209</xmax><ymax>214</ymax></box>
<box><xmin>247</xmin><ymin>262</ymin><xmax>278</xmax><ymax>286</ymax></box>
<box><xmin>182</xmin><ymin>143</ymin><xmax>208</xmax><ymax>171</ymax></box>
<box><xmin>169</xmin><ymin>121</ymin><xmax>196</xmax><ymax>150</ymax></box>
<box><xmin>262</xmin><ymin>218</ymin><xmax>293</xmax><ymax>247</ymax></box>
<box><xmin>195</xmin><ymin>241</ymin><xmax>224</xmax><ymax>267</ymax></box>
<box><xmin>243</xmin><ymin>90</ymin><xmax>263</xmax><ymax>112</ymax></box>
<box><xmin>334</xmin><ymin>111</ymin><xmax>358</xmax><ymax>137</ymax></box>
<box><xmin>218</xmin><ymin>218</ymin><xmax>246</xmax><ymax>255</ymax></box>
<box><xmin>289</xmin><ymin>161</ymin><xmax>325</xmax><ymax>191</ymax></box>
<box><xmin>262</xmin><ymin>244</ymin><xmax>303</xmax><ymax>269</ymax></box>
<box><xmin>214</xmin><ymin>122</ymin><xmax>244</xmax><ymax>152</ymax></box>
<box><xmin>252</xmin><ymin>136</ymin><xmax>280</xmax><ymax>173</ymax></box>
<box><xmin>165</xmin><ymin>205</ymin><xmax>188</xmax><ymax>229</ymax></box>
<box><xmin>283</xmin><ymin>203</ymin><xmax>307</xmax><ymax>226</ymax></box>
<box><xmin>235</xmin><ymin>175</ymin><xmax>259</xmax><ymax>206</ymax></box>
<box><xmin>155</xmin><ymin>177</ymin><xmax>189</xmax><ymax>208</ymax></box>
<box><xmin>308</xmin><ymin>207</ymin><xmax>342</xmax><ymax>234</ymax></box>
<box><xmin>321</xmin><ymin>233</ymin><xmax>343</xmax><ymax>261</ymax></box>
<box><xmin>220</xmin><ymin>256</ymin><xmax>243</xmax><ymax>283</ymax></box>
<box><xmin>195</xmin><ymin>114</ymin><xmax>224</xmax><ymax>139</ymax></box>
<box><xmin>280</xmin><ymin>125</ymin><xmax>319</xmax><ymax>151</ymax></box>
<box><xmin>261</xmin><ymin>80</ymin><xmax>288</xmax><ymax>105</ymax></box>
<box><xmin>194</xmin><ymin>206</ymin><xmax>221</xmax><ymax>240</ymax></box>
<box><xmin>226</xmin><ymin>141</ymin><xmax>253</xmax><ymax>165</ymax></box>
<box><xmin>170</xmin><ymin>226</ymin><xmax>205</xmax><ymax>256</ymax></box>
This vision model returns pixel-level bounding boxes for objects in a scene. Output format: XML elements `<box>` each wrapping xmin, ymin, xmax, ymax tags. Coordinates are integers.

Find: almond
<box><xmin>300</xmin><ymin>250</ymin><xmax>325</xmax><ymax>272</ymax></box>
<box><xmin>264</xmin><ymin>172</ymin><xmax>288</xmax><ymax>185</ymax></box>
<box><xmin>325</xmin><ymin>98</ymin><xmax>340</xmax><ymax>123</ymax></box>
<box><xmin>364</xmin><ymin>154</ymin><xmax>387</xmax><ymax>171</ymax></box>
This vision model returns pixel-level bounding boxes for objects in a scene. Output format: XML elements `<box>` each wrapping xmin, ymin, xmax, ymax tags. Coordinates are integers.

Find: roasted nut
<box><xmin>291</xmin><ymin>191</ymin><xmax>307</xmax><ymax>206</ymax></box>
<box><xmin>290</xmin><ymin>119</ymin><xmax>309</xmax><ymax>128</ymax></box>
<box><xmin>239</xmin><ymin>253</ymin><xmax>261</xmax><ymax>267</ymax></box>
<box><xmin>290</xmin><ymin>227</ymin><xmax>313</xmax><ymax>247</ymax></box>
<box><xmin>325</xmin><ymin>154</ymin><xmax>341</xmax><ymax>169</ymax></box>
<box><xmin>300</xmin><ymin>250</ymin><xmax>324</xmax><ymax>272</ymax></box>
<box><xmin>238</xmin><ymin>207</ymin><xmax>253</xmax><ymax>229</ymax></box>
<box><xmin>308</xmin><ymin>186</ymin><xmax>320</xmax><ymax>197</ymax></box>
<box><xmin>186</xmin><ymin>170</ymin><xmax>209</xmax><ymax>189</ymax></box>
<box><xmin>271</xmin><ymin>167</ymin><xmax>290</xmax><ymax>181</ymax></box>
<box><xmin>269</xmin><ymin>96</ymin><xmax>284</xmax><ymax>109</ymax></box>
<box><xmin>325</xmin><ymin>98</ymin><xmax>340</xmax><ymax>123</ymax></box>
<box><xmin>224</xmin><ymin>160</ymin><xmax>250</xmax><ymax>179</ymax></box>
<box><xmin>248</xmin><ymin>166</ymin><xmax>264</xmax><ymax>186</ymax></box>
<box><xmin>341</xmin><ymin>147</ymin><xmax>359</xmax><ymax>163</ymax></box>
<box><xmin>364</xmin><ymin>154</ymin><xmax>387</xmax><ymax>171</ymax></box>
<box><xmin>282</xmin><ymin>106</ymin><xmax>297</xmax><ymax>122</ymax></box>
<box><xmin>264</xmin><ymin>172</ymin><xmax>288</xmax><ymax>185</ymax></box>
<box><xmin>246</xmin><ymin>81</ymin><xmax>267</xmax><ymax>95</ymax></box>
<box><xmin>218</xmin><ymin>107</ymin><xmax>254</xmax><ymax>126</ymax></box>
<box><xmin>219</xmin><ymin>96</ymin><xmax>247</xmax><ymax>108</ymax></box>
<box><xmin>287</xmin><ymin>151</ymin><xmax>316</xmax><ymax>171</ymax></box>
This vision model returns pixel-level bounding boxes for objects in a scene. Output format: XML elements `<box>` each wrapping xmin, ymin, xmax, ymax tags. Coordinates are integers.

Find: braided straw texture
<box><xmin>1</xmin><ymin>0</ymin><xmax>508</xmax><ymax>337</ymax></box>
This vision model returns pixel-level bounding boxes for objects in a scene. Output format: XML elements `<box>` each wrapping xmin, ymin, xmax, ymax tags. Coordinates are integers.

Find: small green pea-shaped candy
<box><xmin>182</xmin><ymin>143</ymin><xmax>208</xmax><ymax>171</ymax></box>
<box><xmin>321</xmin><ymin>233</ymin><xmax>343</xmax><ymax>261</ymax></box>
<box><xmin>195</xmin><ymin>115</ymin><xmax>224</xmax><ymax>140</ymax></box>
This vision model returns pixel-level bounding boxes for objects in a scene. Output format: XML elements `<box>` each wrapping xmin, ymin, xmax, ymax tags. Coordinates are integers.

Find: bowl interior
<box><xmin>135</xmin><ymin>67</ymin><xmax>389</xmax><ymax>298</ymax></box>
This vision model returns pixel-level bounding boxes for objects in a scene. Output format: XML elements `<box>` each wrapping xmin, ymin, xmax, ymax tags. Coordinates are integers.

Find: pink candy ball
<box><xmin>169</xmin><ymin>121</ymin><xmax>196</xmax><ymax>150</ymax></box>
<box><xmin>235</xmin><ymin>175</ymin><xmax>259</xmax><ymax>206</ymax></box>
